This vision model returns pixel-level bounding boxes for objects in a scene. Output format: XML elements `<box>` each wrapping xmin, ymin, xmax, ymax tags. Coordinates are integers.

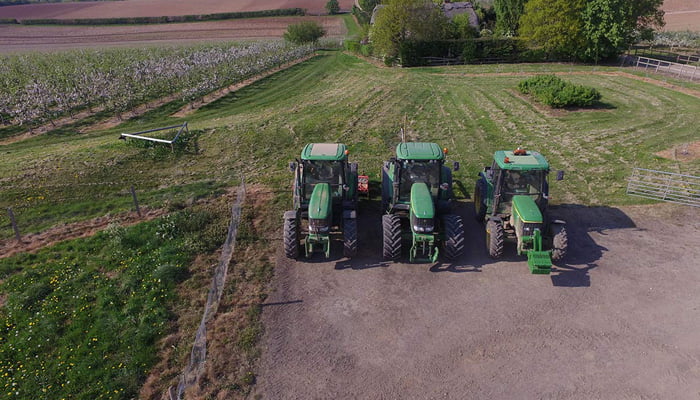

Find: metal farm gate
<box><xmin>627</xmin><ymin>168</ymin><xmax>700</xmax><ymax>207</ymax></box>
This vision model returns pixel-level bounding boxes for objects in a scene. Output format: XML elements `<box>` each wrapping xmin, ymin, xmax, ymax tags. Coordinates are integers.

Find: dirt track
<box><xmin>255</xmin><ymin>200</ymin><xmax>700</xmax><ymax>398</ymax></box>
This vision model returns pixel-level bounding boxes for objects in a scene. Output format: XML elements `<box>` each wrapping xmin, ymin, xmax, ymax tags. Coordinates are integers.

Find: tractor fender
<box><xmin>486</xmin><ymin>215</ymin><xmax>503</xmax><ymax>224</ymax></box>
<box><xmin>343</xmin><ymin>210</ymin><xmax>357</xmax><ymax>220</ymax></box>
<box><xmin>550</xmin><ymin>219</ymin><xmax>566</xmax><ymax>225</ymax></box>
<box><xmin>284</xmin><ymin>210</ymin><xmax>298</xmax><ymax>220</ymax></box>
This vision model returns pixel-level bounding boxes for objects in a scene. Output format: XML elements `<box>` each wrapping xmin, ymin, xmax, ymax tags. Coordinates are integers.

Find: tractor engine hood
<box><xmin>308</xmin><ymin>183</ymin><xmax>332</xmax><ymax>233</ymax></box>
<box><xmin>410</xmin><ymin>183</ymin><xmax>435</xmax><ymax>233</ymax></box>
<box><xmin>512</xmin><ymin>195</ymin><xmax>543</xmax><ymax>224</ymax></box>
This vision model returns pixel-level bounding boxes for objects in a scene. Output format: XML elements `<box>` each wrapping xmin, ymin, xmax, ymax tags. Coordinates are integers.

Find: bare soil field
<box><xmin>0</xmin><ymin>0</ymin><xmax>355</xmax><ymax>20</ymax></box>
<box><xmin>0</xmin><ymin>16</ymin><xmax>345</xmax><ymax>52</ymax></box>
<box><xmin>663</xmin><ymin>0</ymin><xmax>700</xmax><ymax>31</ymax></box>
<box><xmin>255</xmin><ymin>200</ymin><xmax>700</xmax><ymax>399</ymax></box>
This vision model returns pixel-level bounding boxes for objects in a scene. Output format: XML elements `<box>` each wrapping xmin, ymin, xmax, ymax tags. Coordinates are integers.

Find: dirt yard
<box><xmin>0</xmin><ymin>16</ymin><xmax>345</xmax><ymax>52</ymax></box>
<box><xmin>254</xmin><ymin>200</ymin><xmax>700</xmax><ymax>398</ymax></box>
<box><xmin>0</xmin><ymin>0</ymin><xmax>356</xmax><ymax>20</ymax></box>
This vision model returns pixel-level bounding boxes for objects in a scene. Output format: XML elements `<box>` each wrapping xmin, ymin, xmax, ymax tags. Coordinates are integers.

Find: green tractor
<box><xmin>474</xmin><ymin>148</ymin><xmax>567</xmax><ymax>274</ymax></box>
<box><xmin>283</xmin><ymin>143</ymin><xmax>358</xmax><ymax>259</ymax></box>
<box><xmin>381</xmin><ymin>142</ymin><xmax>465</xmax><ymax>263</ymax></box>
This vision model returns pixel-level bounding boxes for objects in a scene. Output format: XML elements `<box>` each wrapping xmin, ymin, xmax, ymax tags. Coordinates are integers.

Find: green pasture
<box><xmin>1</xmin><ymin>50</ymin><xmax>700</xmax><ymax>399</ymax></box>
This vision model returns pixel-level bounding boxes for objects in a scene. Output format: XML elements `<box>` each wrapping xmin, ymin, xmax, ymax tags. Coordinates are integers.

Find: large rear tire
<box><xmin>283</xmin><ymin>216</ymin><xmax>299</xmax><ymax>259</ymax></box>
<box><xmin>442</xmin><ymin>214</ymin><xmax>465</xmax><ymax>261</ymax></box>
<box><xmin>486</xmin><ymin>219</ymin><xmax>504</xmax><ymax>259</ymax></box>
<box><xmin>550</xmin><ymin>224</ymin><xmax>568</xmax><ymax>262</ymax></box>
<box><xmin>343</xmin><ymin>218</ymin><xmax>357</xmax><ymax>258</ymax></box>
<box><xmin>382</xmin><ymin>214</ymin><xmax>402</xmax><ymax>261</ymax></box>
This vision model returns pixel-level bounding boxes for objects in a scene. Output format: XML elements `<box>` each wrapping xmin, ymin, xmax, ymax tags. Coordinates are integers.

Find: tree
<box><xmin>283</xmin><ymin>21</ymin><xmax>326</xmax><ymax>45</ymax></box>
<box><xmin>494</xmin><ymin>0</ymin><xmax>526</xmax><ymax>37</ymax></box>
<box><xmin>519</xmin><ymin>0</ymin><xmax>586</xmax><ymax>59</ymax></box>
<box><xmin>582</xmin><ymin>0</ymin><xmax>664</xmax><ymax>62</ymax></box>
<box><xmin>325</xmin><ymin>0</ymin><xmax>340</xmax><ymax>15</ymax></box>
<box><xmin>370</xmin><ymin>0</ymin><xmax>449</xmax><ymax>59</ymax></box>
<box><xmin>358</xmin><ymin>0</ymin><xmax>379</xmax><ymax>12</ymax></box>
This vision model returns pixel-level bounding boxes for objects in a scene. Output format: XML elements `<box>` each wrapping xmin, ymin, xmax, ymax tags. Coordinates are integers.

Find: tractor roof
<box><xmin>396</xmin><ymin>142</ymin><xmax>445</xmax><ymax>161</ymax></box>
<box><xmin>494</xmin><ymin>149</ymin><xmax>549</xmax><ymax>170</ymax></box>
<box><xmin>301</xmin><ymin>143</ymin><xmax>348</xmax><ymax>161</ymax></box>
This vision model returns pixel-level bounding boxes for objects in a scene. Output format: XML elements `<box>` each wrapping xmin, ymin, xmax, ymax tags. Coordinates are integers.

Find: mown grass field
<box><xmin>2</xmin><ymin>52</ymin><xmax>699</xmax><ymax>238</ymax></box>
<box><xmin>1</xmin><ymin>50</ymin><xmax>700</xmax><ymax>398</ymax></box>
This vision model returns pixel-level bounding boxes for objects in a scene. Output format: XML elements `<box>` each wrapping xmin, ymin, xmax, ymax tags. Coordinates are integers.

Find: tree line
<box><xmin>365</xmin><ymin>0</ymin><xmax>664</xmax><ymax>64</ymax></box>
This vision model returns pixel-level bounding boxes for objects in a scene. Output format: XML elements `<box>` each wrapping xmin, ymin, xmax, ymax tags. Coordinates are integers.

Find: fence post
<box><xmin>130</xmin><ymin>186</ymin><xmax>142</xmax><ymax>218</ymax></box>
<box><xmin>7</xmin><ymin>207</ymin><xmax>21</xmax><ymax>242</ymax></box>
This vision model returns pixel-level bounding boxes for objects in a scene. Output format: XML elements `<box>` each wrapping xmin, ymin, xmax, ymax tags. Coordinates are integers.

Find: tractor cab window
<box><xmin>302</xmin><ymin>160</ymin><xmax>343</xmax><ymax>198</ymax></box>
<box><xmin>399</xmin><ymin>160</ymin><xmax>440</xmax><ymax>200</ymax></box>
<box><xmin>501</xmin><ymin>169</ymin><xmax>545</xmax><ymax>203</ymax></box>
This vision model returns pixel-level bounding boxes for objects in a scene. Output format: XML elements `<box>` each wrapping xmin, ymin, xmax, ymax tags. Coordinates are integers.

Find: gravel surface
<box><xmin>255</xmin><ymin>201</ymin><xmax>700</xmax><ymax>399</ymax></box>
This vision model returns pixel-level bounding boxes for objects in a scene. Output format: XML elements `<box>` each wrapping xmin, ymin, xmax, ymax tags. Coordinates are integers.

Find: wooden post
<box><xmin>130</xmin><ymin>186</ymin><xmax>142</xmax><ymax>218</ymax></box>
<box><xmin>7</xmin><ymin>207</ymin><xmax>21</xmax><ymax>242</ymax></box>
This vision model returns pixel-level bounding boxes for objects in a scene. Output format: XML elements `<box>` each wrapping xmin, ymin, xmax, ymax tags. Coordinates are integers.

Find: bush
<box><xmin>518</xmin><ymin>75</ymin><xmax>602</xmax><ymax>108</ymax></box>
<box><xmin>284</xmin><ymin>21</ymin><xmax>326</xmax><ymax>45</ymax></box>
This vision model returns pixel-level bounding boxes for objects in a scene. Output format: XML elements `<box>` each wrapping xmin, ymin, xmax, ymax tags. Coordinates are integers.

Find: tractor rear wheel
<box><xmin>283</xmin><ymin>216</ymin><xmax>299</xmax><ymax>259</ymax></box>
<box><xmin>343</xmin><ymin>218</ymin><xmax>357</xmax><ymax>258</ymax></box>
<box><xmin>382</xmin><ymin>214</ymin><xmax>402</xmax><ymax>261</ymax></box>
<box><xmin>442</xmin><ymin>214</ymin><xmax>465</xmax><ymax>261</ymax></box>
<box><xmin>486</xmin><ymin>219</ymin><xmax>504</xmax><ymax>259</ymax></box>
<box><xmin>473</xmin><ymin>182</ymin><xmax>486</xmax><ymax>223</ymax></box>
<box><xmin>550</xmin><ymin>224</ymin><xmax>568</xmax><ymax>262</ymax></box>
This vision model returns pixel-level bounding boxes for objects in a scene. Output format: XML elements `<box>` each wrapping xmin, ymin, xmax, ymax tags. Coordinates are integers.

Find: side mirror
<box><xmin>289</xmin><ymin>162</ymin><xmax>297</xmax><ymax>173</ymax></box>
<box><xmin>556</xmin><ymin>170</ymin><xmax>565</xmax><ymax>181</ymax></box>
<box><xmin>453</xmin><ymin>161</ymin><xmax>460</xmax><ymax>171</ymax></box>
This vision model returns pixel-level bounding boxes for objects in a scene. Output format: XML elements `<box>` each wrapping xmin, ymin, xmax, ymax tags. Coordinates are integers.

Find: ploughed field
<box><xmin>0</xmin><ymin>0</ymin><xmax>356</xmax><ymax>19</ymax></box>
<box><xmin>0</xmin><ymin>16</ymin><xmax>345</xmax><ymax>53</ymax></box>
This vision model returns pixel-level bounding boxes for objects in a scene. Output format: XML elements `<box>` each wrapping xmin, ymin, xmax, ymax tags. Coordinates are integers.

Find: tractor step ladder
<box><xmin>627</xmin><ymin>168</ymin><xmax>700</xmax><ymax>207</ymax></box>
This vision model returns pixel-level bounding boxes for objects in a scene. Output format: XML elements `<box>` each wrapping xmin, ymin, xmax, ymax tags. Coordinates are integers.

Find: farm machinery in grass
<box><xmin>283</xmin><ymin>143</ymin><xmax>358</xmax><ymax>259</ymax></box>
<box><xmin>381</xmin><ymin>142</ymin><xmax>465</xmax><ymax>263</ymax></box>
<box><xmin>474</xmin><ymin>148</ymin><xmax>567</xmax><ymax>274</ymax></box>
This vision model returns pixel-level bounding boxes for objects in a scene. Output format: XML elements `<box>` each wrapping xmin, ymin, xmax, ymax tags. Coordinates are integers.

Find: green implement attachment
<box><xmin>525</xmin><ymin>229</ymin><xmax>552</xmax><ymax>274</ymax></box>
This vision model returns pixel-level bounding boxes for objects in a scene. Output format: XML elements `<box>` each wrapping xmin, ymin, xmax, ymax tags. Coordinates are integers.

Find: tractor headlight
<box><xmin>522</xmin><ymin>223</ymin><xmax>541</xmax><ymax>236</ymax></box>
<box><xmin>413</xmin><ymin>218</ymin><xmax>434</xmax><ymax>233</ymax></box>
<box><xmin>309</xmin><ymin>219</ymin><xmax>329</xmax><ymax>234</ymax></box>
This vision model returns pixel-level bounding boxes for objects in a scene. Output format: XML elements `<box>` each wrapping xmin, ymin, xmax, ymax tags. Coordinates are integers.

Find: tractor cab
<box><xmin>486</xmin><ymin>149</ymin><xmax>551</xmax><ymax>215</ymax></box>
<box><xmin>292</xmin><ymin>143</ymin><xmax>356</xmax><ymax>208</ymax></box>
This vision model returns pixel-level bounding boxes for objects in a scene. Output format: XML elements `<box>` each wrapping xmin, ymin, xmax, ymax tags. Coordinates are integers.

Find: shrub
<box><xmin>518</xmin><ymin>75</ymin><xmax>602</xmax><ymax>108</ymax></box>
<box><xmin>284</xmin><ymin>21</ymin><xmax>326</xmax><ymax>45</ymax></box>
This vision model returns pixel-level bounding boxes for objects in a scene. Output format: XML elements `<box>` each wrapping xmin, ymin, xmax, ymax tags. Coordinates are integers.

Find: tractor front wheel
<box><xmin>442</xmin><ymin>214</ymin><xmax>465</xmax><ymax>261</ymax></box>
<box><xmin>382</xmin><ymin>214</ymin><xmax>402</xmax><ymax>261</ymax></box>
<box><xmin>343</xmin><ymin>218</ymin><xmax>358</xmax><ymax>258</ymax></box>
<box><xmin>486</xmin><ymin>219</ymin><xmax>504</xmax><ymax>259</ymax></box>
<box><xmin>283</xmin><ymin>216</ymin><xmax>300</xmax><ymax>259</ymax></box>
<box><xmin>550</xmin><ymin>224</ymin><xmax>568</xmax><ymax>262</ymax></box>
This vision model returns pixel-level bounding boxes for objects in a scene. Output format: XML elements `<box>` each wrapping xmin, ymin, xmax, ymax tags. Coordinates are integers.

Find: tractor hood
<box><xmin>308</xmin><ymin>183</ymin><xmax>332</xmax><ymax>220</ymax></box>
<box><xmin>410</xmin><ymin>183</ymin><xmax>435</xmax><ymax>219</ymax></box>
<box><xmin>512</xmin><ymin>195</ymin><xmax>543</xmax><ymax>223</ymax></box>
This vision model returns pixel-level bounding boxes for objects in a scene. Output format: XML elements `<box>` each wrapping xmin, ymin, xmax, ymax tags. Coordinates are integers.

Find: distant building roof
<box><xmin>371</xmin><ymin>2</ymin><xmax>478</xmax><ymax>28</ymax></box>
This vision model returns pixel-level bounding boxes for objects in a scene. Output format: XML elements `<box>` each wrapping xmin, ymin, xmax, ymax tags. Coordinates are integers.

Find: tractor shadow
<box><xmin>450</xmin><ymin>201</ymin><xmax>637</xmax><ymax>287</ymax></box>
<box><xmin>334</xmin><ymin>196</ymin><xmax>390</xmax><ymax>270</ymax></box>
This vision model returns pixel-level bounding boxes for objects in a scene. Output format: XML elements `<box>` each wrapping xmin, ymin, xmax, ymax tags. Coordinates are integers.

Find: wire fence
<box><xmin>170</xmin><ymin>178</ymin><xmax>246</xmax><ymax>400</ymax></box>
